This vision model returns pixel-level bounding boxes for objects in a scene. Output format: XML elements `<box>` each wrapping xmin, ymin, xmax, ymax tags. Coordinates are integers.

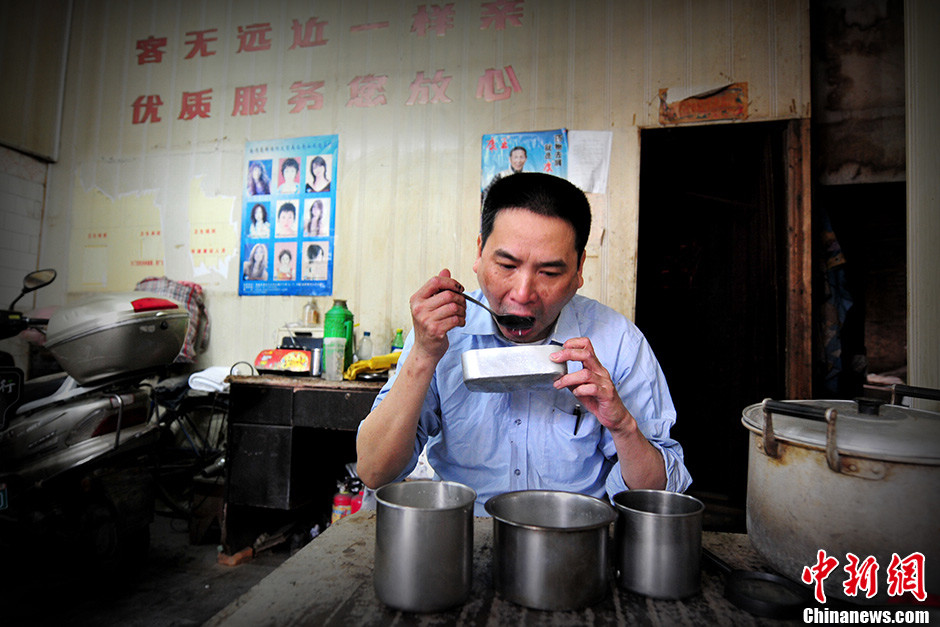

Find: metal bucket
<box><xmin>613</xmin><ymin>489</ymin><xmax>704</xmax><ymax>599</ymax></box>
<box><xmin>373</xmin><ymin>480</ymin><xmax>476</xmax><ymax>612</ymax></box>
<box><xmin>484</xmin><ymin>490</ymin><xmax>617</xmax><ymax>611</ymax></box>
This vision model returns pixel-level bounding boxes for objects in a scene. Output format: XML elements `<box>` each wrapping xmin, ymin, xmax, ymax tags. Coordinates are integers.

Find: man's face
<box><xmin>473</xmin><ymin>208</ymin><xmax>584</xmax><ymax>343</ymax></box>
<box><xmin>279</xmin><ymin>210</ymin><xmax>295</xmax><ymax>229</ymax></box>
<box><xmin>509</xmin><ymin>149</ymin><xmax>527</xmax><ymax>172</ymax></box>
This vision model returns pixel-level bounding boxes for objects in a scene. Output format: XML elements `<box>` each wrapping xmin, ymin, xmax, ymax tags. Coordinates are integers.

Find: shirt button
<box><xmin>514</xmin><ymin>469</ymin><xmax>521</xmax><ymax>476</ymax></box>
<box><xmin>515</xmin><ymin>419</ymin><xmax>522</xmax><ymax>425</ymax></box>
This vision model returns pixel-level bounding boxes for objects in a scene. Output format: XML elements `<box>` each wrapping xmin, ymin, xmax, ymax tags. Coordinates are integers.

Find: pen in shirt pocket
<box><xmin>573</xmin><ymin>404</ymin><xmax>583</xmax><ymax>435</ymax></box>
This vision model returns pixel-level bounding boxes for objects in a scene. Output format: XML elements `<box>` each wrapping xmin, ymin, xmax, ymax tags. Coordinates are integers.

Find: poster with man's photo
<box><xmin>239</xmin><ymin>135</ymin><xmax>337</xmax><ymax>296</ymax></box>
<box><xmin>481</xmin><ymin>129</ymin><xmax>568</xmax><ymax>202</ymax></box>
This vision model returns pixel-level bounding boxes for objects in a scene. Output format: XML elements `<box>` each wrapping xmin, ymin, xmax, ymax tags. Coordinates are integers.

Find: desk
<box><xmin>223</xmin><ymin>375</ymin><xmax>382</xmax><ymax>552</ymax></box>
<box><xmin>206</xmin><ymin>510</ymin><xmax>800</xmax><ymax>626</ymax></box>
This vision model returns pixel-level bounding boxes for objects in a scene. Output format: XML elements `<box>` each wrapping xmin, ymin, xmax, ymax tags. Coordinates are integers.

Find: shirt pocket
<box><xmin>533</xmin><ymin>405</ymin><xmax>601</xmax><ymax>485</ymax></box>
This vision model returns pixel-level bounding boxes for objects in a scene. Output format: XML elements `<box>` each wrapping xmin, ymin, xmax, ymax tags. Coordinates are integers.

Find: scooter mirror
<box><xmin>9</xmin><ymin>269</ymin><xmax>56</xmax><ymax>309</ymax></box>
<box><xmin>23</xmin><ymin>269</ymin><xmax>56</xmax><ymax>291</ymax></box>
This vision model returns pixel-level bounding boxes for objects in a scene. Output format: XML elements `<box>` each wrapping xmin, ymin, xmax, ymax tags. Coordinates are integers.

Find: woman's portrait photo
<box><xmin>302</xmin><ymin>241</ymin><xmax>330</xmax><ymax>281</ymax></box>
<box><xmin>247</xmin><ymin>202</ymin><xmax>271</xmax><ymax>239</ymax></box>
<box><xmin>303</xmin><ymin>198</ymin><xmax>330</xmax><ymax>237</ymax></box>
<box><xmin>277</xmin><ymin>157</ymin><xmax>301</xmax><ymax>194</ymax></box>
<box><xmin>243</xmin><ymin>242</ymin><xmax>269</xmax><ymax>281</ymax></box>
<box><xmin>305</xmin><ymin>155</ymin><xmax>332</xmax><ymax>193</ymax></box>
<box><xmin>246</xmin><ymin>160</ymin><xmax>271</xmax><ymax>196</ymax></box>
<box><xmin>275</xmin><ymin>201</ymin><xmax>299</xmax><ymax>238</ymax></box>
<box><xmin>274</xmin><ymin>242</ymin><xmax>297</xmax><ymax>281</ymax></box>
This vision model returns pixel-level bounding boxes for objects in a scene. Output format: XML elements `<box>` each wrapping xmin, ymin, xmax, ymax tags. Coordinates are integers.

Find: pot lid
<box><xmin>742</xmin><ymin>399</ymin><xmax>940</xmax><ymax>465</ymax></box>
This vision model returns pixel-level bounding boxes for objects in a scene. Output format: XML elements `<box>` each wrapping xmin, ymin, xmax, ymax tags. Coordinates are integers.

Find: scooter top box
<box><xmin>44</xmin><ymin>292</ymin><xmax>189</xmax><ymax>385</ymax></box>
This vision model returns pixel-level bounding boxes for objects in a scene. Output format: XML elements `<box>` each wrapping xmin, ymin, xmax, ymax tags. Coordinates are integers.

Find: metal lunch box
<box><xmin>461</xmin><ymin>345</ymin><xmax>567</xmax><ymax>393</ymax></box>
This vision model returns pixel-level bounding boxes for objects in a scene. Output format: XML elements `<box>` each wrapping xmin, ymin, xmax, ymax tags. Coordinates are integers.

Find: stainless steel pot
<box><xmin>485</xmin><ymin>490</ymin><xmax>617</xmax><ymax>611</ymax></box>
<box><xmin>374</xmin><ymin>480</ymin><xmax>476</xmax><ymax>612</ymax></box>
<box><xmin>741</xmin><ymin>388</ymin><xmax>940</xmax><ymax>603</ymax></box>
<box><xmin>613</xmin><ymin>489</ymin><xmax>704</xmax><ymax>599</ymax></box>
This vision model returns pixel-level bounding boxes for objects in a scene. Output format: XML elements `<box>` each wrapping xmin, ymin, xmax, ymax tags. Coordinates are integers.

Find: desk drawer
<box><xmin>292</xmin><ymin>387</ymin><xmax>378</xmax><ymax>430</ymax></box>
<box><xmin>230</xmin><ymin>384</ymin><xmax>292</xmax><ymax>426</ymax></box>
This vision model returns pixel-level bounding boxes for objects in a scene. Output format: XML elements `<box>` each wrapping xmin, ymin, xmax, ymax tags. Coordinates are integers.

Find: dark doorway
<box><xmin>635</xmin><ymin>122</ymin><xmax>790</xmax><ymax>528</ymax></box>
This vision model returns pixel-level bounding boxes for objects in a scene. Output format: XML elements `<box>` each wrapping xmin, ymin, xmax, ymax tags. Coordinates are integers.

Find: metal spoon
<box><xmin>442</xmin><ymin>288</ymin><xmax>535</xmax><ymax>330</ymax></box>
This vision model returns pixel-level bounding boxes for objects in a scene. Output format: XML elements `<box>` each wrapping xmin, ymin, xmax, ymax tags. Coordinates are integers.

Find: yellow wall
<box><xmin>38</xmin><ymin>0</ymin><xmax>810</xmax><ymax>368</ymax></box>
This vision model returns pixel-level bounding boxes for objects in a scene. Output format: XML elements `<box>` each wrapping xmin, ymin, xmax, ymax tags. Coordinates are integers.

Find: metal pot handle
<box><xmin>891</xmin><ymin>384</ymin><xmax>940</xmax><ymax>404</ymax></box>
<box><xmin>760</xmin><ymin>399</ymin><xmax>840</xmax><ymax>471</ymax></box>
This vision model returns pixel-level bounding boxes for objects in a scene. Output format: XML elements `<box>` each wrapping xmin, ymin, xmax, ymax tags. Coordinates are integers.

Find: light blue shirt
<box><xmin>366</xmin><ymin>291</ymin><xmax>692</xmax><ymax>515</ymax></box>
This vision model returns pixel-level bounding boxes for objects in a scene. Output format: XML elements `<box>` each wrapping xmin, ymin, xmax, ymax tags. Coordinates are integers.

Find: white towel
<box><xmin>188</xmin><ymin>366</ymin><xmax>231</xmax><ymax>393</ymax></box>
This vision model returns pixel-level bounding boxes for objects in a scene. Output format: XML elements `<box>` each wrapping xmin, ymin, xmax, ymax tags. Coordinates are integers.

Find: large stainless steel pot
<box><xmin>742</xmin><ymin>388</ymin><xmax>940</xmax><ymax>603</ymax></box>
<box><xmin>485</xmin><ymin>490</ymin><xmax>617</xmax><ymax>611</ymax></box>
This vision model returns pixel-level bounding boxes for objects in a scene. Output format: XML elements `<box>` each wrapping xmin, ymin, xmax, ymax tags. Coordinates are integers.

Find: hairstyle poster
<box><xmin>480</xmin><ymin>129</ymin><xmax>568</xmax><ymax>200</ymax></box>
<box><xmin>239</xmin><ymin>134</ymin><xmax>337</xmax><ymax>296</ymax></box>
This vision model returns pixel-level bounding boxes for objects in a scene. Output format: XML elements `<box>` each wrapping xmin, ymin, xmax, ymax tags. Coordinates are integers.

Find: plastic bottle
<box><xmin>358</xmin><ymin>331</ymin><xmax>373</xmax><ymax>361</ymax></box>
<box><xmin>302</xmin><ymin>299</ymin><xmax>319</xmax><ymax>325</ymax></box>
<box><xmin>391</xmin><ymin>328</ymin><xmax>404</xmax><ymax>352</ymax></box>
<box><xmin>324</xmin><ymin>299</ymin><xmax>355</xmax><ymax>370</ymax></box>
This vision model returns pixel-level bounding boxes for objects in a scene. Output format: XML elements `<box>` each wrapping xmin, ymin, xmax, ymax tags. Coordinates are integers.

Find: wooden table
<box><xmin>206</xmin><ymin>510</ymin><xmax>803</xmax><ymax>626</ymax></box>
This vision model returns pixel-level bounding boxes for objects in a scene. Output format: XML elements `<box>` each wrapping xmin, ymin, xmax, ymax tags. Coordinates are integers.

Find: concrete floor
<box><xmin>3</xmin><ymin>513</ymin><xmax>291</xmax><ymax>626</ymax></box>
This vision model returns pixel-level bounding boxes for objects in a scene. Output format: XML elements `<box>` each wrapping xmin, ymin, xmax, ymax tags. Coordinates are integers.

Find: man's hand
<box><xmin>550</xmin><ymin>337</ymin><xmax>631</xmax><ymax>433</ymax></box>
<box><xmin>550</xmin><ymin>337</ymin><xmax>667</xmax><ymax>490</ymax></box>
<box><xmin>408</xmin><ymin>269</ymin><xmax>467</xmax><ymax>363</ymax></box>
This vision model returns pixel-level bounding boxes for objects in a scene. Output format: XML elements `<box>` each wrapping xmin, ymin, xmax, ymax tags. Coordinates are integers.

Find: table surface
<box><xmin>227</xmin><ymin>374</ymin><xmax>385</xmax><ymax>392</ymax></box>
<box><xmin>206</xmin><ymin>509</ymin><xmax>805</xmax><ymax>627</ymax></box>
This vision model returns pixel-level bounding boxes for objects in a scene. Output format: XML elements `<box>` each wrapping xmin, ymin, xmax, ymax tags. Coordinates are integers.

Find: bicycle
<box><xmin>146</xmin><ymin>375</ymin><xmax>229</xmax><ymax>525</ymax></box>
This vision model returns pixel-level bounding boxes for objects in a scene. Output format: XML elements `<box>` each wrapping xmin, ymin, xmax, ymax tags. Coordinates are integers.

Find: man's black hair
<box><xmin>480</xmin><ymin>172</ymin><xmax>591</xmax><ymax>257</ymax></box>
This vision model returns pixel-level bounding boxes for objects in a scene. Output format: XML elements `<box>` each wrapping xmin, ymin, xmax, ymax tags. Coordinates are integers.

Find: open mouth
<box><xmin>500</xmin><ymin>323</ymin><xmax>536</xmax><ymax>340</ymax></box>
<box><xmin>493</xmin><ymin>313</ymin><xmax>535</xmax><ymax>331</ymax></box>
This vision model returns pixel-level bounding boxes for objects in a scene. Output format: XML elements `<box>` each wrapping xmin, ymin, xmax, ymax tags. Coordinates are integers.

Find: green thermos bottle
<box><xmin>324</xmin><ymin>299</ymin><xmax>355</xmax><ymax>370</ymax></box>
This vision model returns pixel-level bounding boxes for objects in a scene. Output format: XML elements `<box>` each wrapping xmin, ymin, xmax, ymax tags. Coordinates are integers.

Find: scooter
<box><xmin>0</xmin><ymin>269</ymin><xmax>190</xmax><ymax>579</ymax></box>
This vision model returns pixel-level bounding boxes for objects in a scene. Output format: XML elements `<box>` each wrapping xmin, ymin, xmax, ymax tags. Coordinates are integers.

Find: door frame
<box><xmin>785</xmin><ymin>119</ymin><xmax>813</xmax><ymax>399</ymax></box>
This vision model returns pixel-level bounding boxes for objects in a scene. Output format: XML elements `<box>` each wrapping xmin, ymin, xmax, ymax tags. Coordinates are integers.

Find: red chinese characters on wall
<box><xmin>184</xmin><ymin>29</ymin><xmax>218</xmax><ymax>59</ymax></box>
<box><xmin>232</xmin><ymin>85</ymin><xmax>268</xmax><ymax>116</ymax></box>
<box><xmin>131</xmin><ymin>3</ymin><xmax>526</xmax><ymax>124</ymax></box>
<box><xmin>476</xmin><ymin>66</ymin><xmax>522</xmax><ymax>102</ymax></box>
<box><xmin>412</xmin><ymin>4</ymin><xmax>456</xmax><ymax>36</ymax></box>
<box><xmin>132</xmin><ymin>95</ymin><xmax>163</xmax><ymax>124</ymax></box>
<box><xmin>178</xmin><ymin>89</ymin><xmax>212</xmax><ymax>121</ymax></box>
<box><xmin>288</xmin><ymin>81</ymin><xmax>326</xmax><ymax>113</ymax></box>
<box><xmin>136</xmin><ymin>36</ymin><xmax>168</xmax><ymax>64</ymax></box>
<box><xmin>290</xmin><ymin>17</ymin><xmax>329</xmax><ymax>48</ymax></box>
<box><xmin>346</xmin><ymin>75</ymin><xmax>388</xmax><ymax>108</ymax></box>
<box><xmin>480</xmin><ymin>1</ymin><xmax>524</xmax><ymax>30</ymax></box>
<box><xmin>406</xmin><ymin>70</ymin><xmax>453</xmax><ymax>105</ymax></box>
<box><xmin>236</xmin><ymin>23</ymin><xmax>274</xmax><ymax>53</ymax></box>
